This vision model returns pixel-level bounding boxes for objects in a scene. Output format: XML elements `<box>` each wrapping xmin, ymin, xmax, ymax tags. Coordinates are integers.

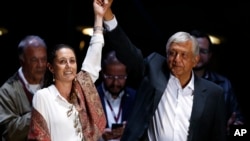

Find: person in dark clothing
<box><xmin>97</xmin><ymin>50</ymin><xmax>136</xmax><ymax>141</ymax></box>
<box><xmin>190</xmin><ymin>29</ymin><xmax>245</xmax><ymax>135</ymax></box>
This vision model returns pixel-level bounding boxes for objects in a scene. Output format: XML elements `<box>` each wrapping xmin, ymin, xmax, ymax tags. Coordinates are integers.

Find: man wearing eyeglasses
<box><xmin>191</xmin><ymin>29</ymin><xmax>245</xmax><ymax>137</ymax></box>
<box><xmin>96</xmin><ymin>50</ymin><xmax>136</xmax><ymax>141</ymax></box>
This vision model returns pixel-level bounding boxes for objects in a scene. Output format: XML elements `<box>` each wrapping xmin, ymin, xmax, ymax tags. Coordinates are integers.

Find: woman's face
<box><xmin>49</xmin><ymin>47</ymin><xmax>77</xmax><ymax>83</ymax></box>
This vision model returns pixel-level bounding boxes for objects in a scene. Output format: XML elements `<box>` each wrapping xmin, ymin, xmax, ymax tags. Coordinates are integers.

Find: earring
<box><xmin>53</xmin><ymin>75</ymin><xmax>55</xmax><ymax>82</ymax></box>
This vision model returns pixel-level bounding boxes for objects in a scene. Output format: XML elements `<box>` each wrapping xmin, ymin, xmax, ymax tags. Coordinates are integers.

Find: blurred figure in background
<box><xmin>190</xmin><ymin>29</ymin><xmax>245</xmax><ymax>134</ymax></box>
<box><xmin>0</xmin><ymin>35</ymin><xmax>47</xmax><ymax>141</ymax></box>
<box><xmin>97</xmin><ymin>50</ymin><xmax>136</xmax><ymax>141</ymax></box>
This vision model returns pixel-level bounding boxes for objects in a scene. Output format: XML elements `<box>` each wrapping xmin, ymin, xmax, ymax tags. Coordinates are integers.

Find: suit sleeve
<box><xmin>105</xmin><ymin>25</ymin><xmax>144</xmax><ymax>87</ymax></box>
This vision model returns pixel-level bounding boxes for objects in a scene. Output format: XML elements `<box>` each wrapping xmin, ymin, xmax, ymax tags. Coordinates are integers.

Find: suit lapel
<box><xmin>191</xmin><ymin>89</ymin><xmax>206</xmax><ymax>121</ymax></box>
<box><xmin>188</xmin><ymin>77</ymin><xmax>207</xmax><ymax>140</ymax></box>
<box><xmin>153</xmin><ymin>66</ymin><xmax>170</xmax><ymax>111</ymax></box>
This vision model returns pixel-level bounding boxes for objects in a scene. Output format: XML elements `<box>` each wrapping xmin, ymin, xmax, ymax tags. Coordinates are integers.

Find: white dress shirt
<box><xmin>148</xmin><ymin>73</ymin><xmax>194</xmax><ymax>141</ymax></box>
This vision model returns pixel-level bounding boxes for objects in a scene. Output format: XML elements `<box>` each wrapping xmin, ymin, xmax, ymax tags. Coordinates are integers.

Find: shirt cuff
<box><xmin>103</xmin><ymin>15</ymin><xmax>118</xmax><ymax>31</ymax></box>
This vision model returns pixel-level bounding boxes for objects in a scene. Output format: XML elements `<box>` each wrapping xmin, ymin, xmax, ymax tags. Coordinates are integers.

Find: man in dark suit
<box><xmin>97</xmin><ymin>50</ymin><xmax>136</xmax><ymax>141</ymax></box>
<box><xmin>99</xmin><ymin>1</ymin><xmax>227</xmax><ymax>141</ymax></box>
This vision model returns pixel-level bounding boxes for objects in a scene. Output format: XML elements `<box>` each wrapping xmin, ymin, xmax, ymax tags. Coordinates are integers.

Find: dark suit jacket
<box><xmin>96</xmin><ymin>83</ymin><xmax>136</xmax><ymax>128</ymax></box>
<box><xmin>105</xmin><ymin>26</ymin><xmax>227</xmax><ymax>141</ymax></box>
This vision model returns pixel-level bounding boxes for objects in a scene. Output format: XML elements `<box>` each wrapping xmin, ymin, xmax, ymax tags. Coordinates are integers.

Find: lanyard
<box><xmin>106</xmin><ymin>96</ymin><xmax>124</xmax><ymax>123</ymax></box>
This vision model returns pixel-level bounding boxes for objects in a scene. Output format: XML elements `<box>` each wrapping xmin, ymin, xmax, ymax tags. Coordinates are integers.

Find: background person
<box><xmin>0</xmin><ymin>35</ymin><xmax>47</xmax><ymax>141</ymax></box>
<box><xmin>97</xmin><ymin>50</ymin><xmax>136</xmax><ymax>141</ymax></box>
<box><xmin>190</xmin><ymin>29</ymin><xmax>245</xmax><ymax>135</ymax></box>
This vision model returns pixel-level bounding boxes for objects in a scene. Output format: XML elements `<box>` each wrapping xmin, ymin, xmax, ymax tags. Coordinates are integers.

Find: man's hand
<box><xmin>102</xmin><ymin>126</ymin><xmax>124</xmax><ymax>140</ymax></box>
<box><xmin>227</xmin><ymin>112</ymin><xmax>244</xmax><ymax>134</ymax></box>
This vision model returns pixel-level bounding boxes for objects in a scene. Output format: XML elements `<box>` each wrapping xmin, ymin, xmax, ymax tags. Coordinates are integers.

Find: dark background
<box><xmin>0</xmin><ymin>0</ymin><xmax>249</xmax><ymax>129</ymax></box>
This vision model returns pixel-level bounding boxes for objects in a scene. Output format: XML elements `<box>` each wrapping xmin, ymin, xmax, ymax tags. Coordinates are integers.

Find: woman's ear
<box><xmin>47</xmin><ymin>63</ymin><xmax>54</xmax><ymax>73</ymax></box>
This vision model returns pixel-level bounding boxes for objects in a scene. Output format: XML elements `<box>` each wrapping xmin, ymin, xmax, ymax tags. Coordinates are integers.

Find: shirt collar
<box><xmin>18</xmin><ymin>67</ymin><xmax>42</xmax><ymax>94</ymax></box>
<box><xmin>101</xmin><ymin>82</ymin><xmax>124</xmax><ymax>101</ymax></box>
<box><xmin>169</xmin><ymin>71</ymin><xmax>195</xmax><ymax>95</ymax></box>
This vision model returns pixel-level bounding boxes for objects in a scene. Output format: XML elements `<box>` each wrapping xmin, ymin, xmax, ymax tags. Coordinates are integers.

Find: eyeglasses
<box><xmin>103</xmin><ymin>73</ymin><xmax>127</xmax><ymax>80</ymax></box>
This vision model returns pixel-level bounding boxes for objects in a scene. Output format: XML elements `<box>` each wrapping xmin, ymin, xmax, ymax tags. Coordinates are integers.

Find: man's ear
<box><xmin>193</xmin><ymin>55</ymin><xmax>200</xmax><ymax>67</ymax></box>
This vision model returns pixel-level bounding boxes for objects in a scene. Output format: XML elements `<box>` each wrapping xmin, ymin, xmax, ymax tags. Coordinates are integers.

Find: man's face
<box><xmin>21</xmin><ymin>46</ymin><xmax>47</xmax><ymax>84</ymax></box>
<box><xmin>167</xmin><ymin>40</ymin><xmax>199</xmax><ymax>80</ymax></box>
<box><xmin>194</xmin><ymin>37</ymin><xmax>212</xmax><ymax>70</ymax></box>
<box><xmin>102</xmin><ymin>63</ymin><xmax>127</xmax><ymax>96</ymax></box>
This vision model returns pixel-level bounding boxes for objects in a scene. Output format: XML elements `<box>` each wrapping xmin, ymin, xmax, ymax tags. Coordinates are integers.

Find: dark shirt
<box><xmin>203</xmin><ymin>70</ymin><xmax>244</xmax><ymax>122</ymax></box>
